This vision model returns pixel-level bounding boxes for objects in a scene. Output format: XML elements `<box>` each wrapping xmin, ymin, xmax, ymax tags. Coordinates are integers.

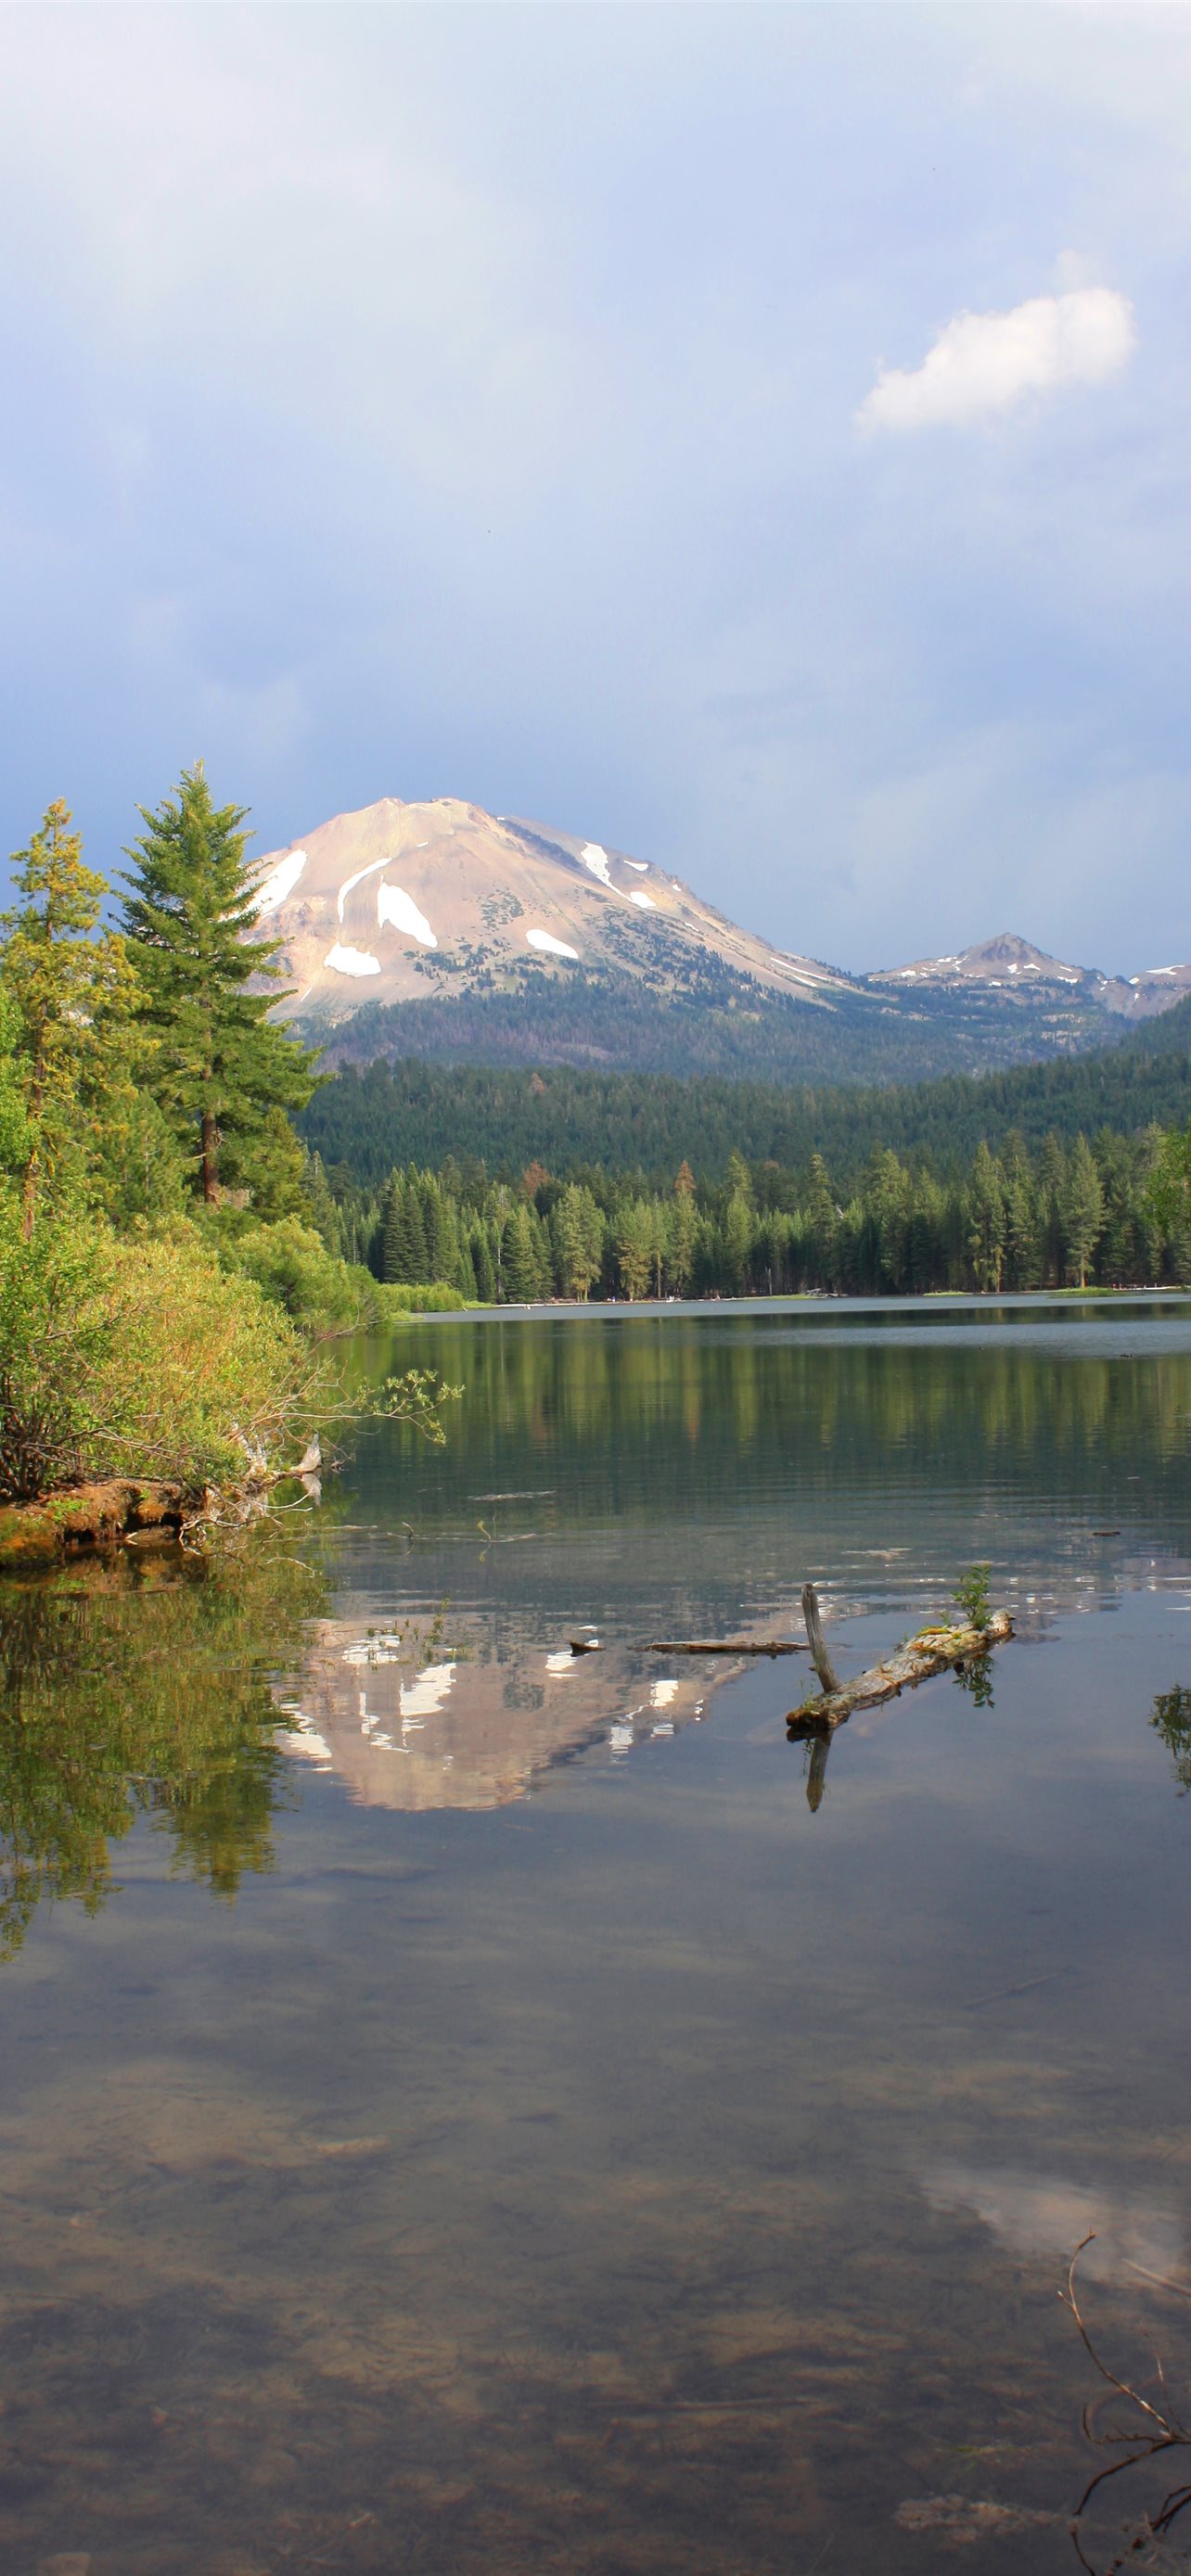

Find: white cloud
<box><xmin>859</xmin><ymin>287</ymin><xmax>1135</xmax><ymax>431</ymax></box>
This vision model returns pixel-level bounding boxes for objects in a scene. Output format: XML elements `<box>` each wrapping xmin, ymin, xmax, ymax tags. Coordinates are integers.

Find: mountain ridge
<box><xmin>254</xmin><ymin>793</ymin><xmax>1189</xmax><ymax>1085</ymax></box>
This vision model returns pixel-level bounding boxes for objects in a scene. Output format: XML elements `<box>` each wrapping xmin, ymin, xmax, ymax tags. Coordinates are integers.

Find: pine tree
<box><xmin>1003</xmin><ymin>1142</ymin><xmax>1042</xmax><ymax>1291</ymax></box>
<box><xmin>456</xmin><ymin>1237</ymin><xmax>479</xmax><ymax>1303</ymax></box>
<box><xmin>382</xmin><ymin>1176</ymin><xmax>409</xmax><ymax>1283</ymax></box>
<box><xmin>303</xmin><ymin>1152</ymin><xmax>342</xmax><ymax>1255</ymax></box>
<box><xmin>2</xmin><ymin>800</ymin><xmax>141</xmax><ymax>1236</ymax></box>
<box><xmin>616</xmin><ymin>1198</ymin><xmax>653</xmax><ymax>1301</ymax></box>
<box><xmin>403</xmin><ymin>1176</ymin><xmax>429</xmax><ymax>1282</ymax></box>
<box><xmin>805</xmin><ymin>1153</ymin><xmax>838</xmax><ymax>1288</ymax></box>
<box><xmin>723</xmin><ymin>1190</ymin><xmax>752</xmax><ymax>1294</ymax></box>
<box><xmin>1061</xmin><ymin>1134</ymin><xmax>1105</xmax><ymax>1288</ymax></box>
<box><xmin>967</xmin><ymin>1141</ymin><xmax>1006</xmax><ymax>1292</ymax></box>
<box><xmin>501</xmin><ymin>1205</ymin><xmax>537</xmax><ymax>1301</ymax></box>
<box><xmin>470</xmin><ymin>1222</ymin><xmax>496</xmax><ymax>1304</ymax></box>
<box><xmin>121</xmin><ymin>764</ymin><xmax>318</xmax><ymax>1204</ymax></box>
<box><xmin>670</xmin><ymin>1164</ymin><xmax>698</xmax><ymax>1295</ymax></box>
<box><xmin>553</xmin><ymin>1183</ymin><xmax>604</xmax><ymax>1300</ymax></box>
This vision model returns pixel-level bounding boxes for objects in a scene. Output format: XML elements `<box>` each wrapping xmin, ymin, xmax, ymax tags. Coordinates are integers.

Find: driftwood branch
<box><xmin>788</xmin><ymin>1610</ymin><xmax>1014</xmax><ymax>1728</ymax></box>
<box><xmin>647</xmin><ymin>1639</ymin><xmax>809</xmax><ymax>1658</ymax></box>
<box><xmin>801</xmin><ymin>1583</ymin><xmax>840</xmax><ymax>1694</ymax></box>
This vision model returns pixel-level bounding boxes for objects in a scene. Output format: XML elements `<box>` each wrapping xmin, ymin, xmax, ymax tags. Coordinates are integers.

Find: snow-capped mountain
<box><xmin>868</xmin><ymin>931</ymin><xmax>1191</xmax><ymax>1020</ymax></box>
<box><xmin>253</xmin><ymin>795</ymin><xmax>852</xmax><ymax>1025</ymax></box>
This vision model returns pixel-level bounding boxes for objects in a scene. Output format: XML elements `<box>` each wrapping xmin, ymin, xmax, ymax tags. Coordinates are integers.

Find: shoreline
<box><xmin>0</xmin><ymin>1478</ymin><xmax>189</xmax><ymax>1567</ymax></box>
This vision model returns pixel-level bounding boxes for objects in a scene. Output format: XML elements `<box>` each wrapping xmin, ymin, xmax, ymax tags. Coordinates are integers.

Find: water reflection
<box><xmin>1152</xmin><ymin>1683</ymin><xmax>1191</xmax><ymax>1792</ymax></box>
<box><xmin>921</xmin><ymin>2165</ymin><xmax>1189</xmax><ymax>2292</ymax></box>
<box><xmin>0</xmin><ymin>1548</ymin><xmax>321</xmax><ymax>1958</ymax></box>
<box><xmin>275</xmin><ymin>1618</ymin><xmax>722</xmax><ymax>1810</ymax></box>
<box><xmin>5</xmin><ymin>1307</ymin><xmax>1191</xmax><ymax>2576</ymax></box>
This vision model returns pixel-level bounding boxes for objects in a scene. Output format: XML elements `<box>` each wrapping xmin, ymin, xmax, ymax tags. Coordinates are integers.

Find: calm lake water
<box><xmin>5</xmin><ymin>1297</ymin><xmax>1191</xmax><ymax>2575</ymax></box>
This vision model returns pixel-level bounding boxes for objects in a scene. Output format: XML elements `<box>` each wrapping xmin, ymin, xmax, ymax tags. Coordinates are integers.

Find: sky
<box><xmin>1</xmin><ymin>2</ymin><xmax>1189</xmax><ymax>975</ymax></box>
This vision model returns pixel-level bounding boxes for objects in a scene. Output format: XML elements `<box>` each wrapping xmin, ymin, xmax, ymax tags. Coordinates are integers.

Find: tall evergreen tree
<box><xmin>470</xmin><ymin>1221</ymin><xmax>497</xmax><ymax>1304</ymax></box>
<box><xmin>966</xmin><ymin>1141</ymin><xmax>1006</xmax><ymax>1293</ymax></box>
<box><xmin>121</xmin><ymin>765</ymin><xmax>318</xmax><ymax>1204</ymax></box>
<box><xmin>670</xmin><ymin>1163</ymin><xmax>698</xmax><ymax>1295</ymax></box>
<box><xmin>2</xmin><ymin>801</ymin><xmax>141</xmax><ymax>1236</ymax></box>
<box><xmin>500</xmin><ymin>1205</ymin><xmax>538</xmax><ymax>1301</ymax></box>
<box><xmin>1061</xmin><ymin>1134</ymin><xmax>1105</xmax><ymax>1288</ymax></box>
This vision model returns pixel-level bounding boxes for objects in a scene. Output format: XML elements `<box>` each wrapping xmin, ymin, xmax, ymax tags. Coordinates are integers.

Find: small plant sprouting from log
<box><xmin>954</xmin><ymin>1562</ymin><xmax>992</xmax><ymax>1628</ymax></box>
<box><xmin>1063</xmin><ymin>2232</ymin><xmax>1191</xmax><ymax>2575</ymax></box>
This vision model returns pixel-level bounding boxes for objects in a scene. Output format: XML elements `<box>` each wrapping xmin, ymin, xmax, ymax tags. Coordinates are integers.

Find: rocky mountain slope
<box><xmin>868</xmin><ymin>930</ymin><xmax>1191</xmax><ymax>1020</ymax></box>
<box><xmin>253</xmin><ymin>795</ymin><xmax>1189</xmax><ymax>1082</ymax></box>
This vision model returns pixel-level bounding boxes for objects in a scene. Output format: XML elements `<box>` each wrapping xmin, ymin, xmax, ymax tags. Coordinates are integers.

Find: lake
<box><xmin>4</xmin><ymin>1297</ymin><xmax>1191</xmax><ymax>2576</ymax></box>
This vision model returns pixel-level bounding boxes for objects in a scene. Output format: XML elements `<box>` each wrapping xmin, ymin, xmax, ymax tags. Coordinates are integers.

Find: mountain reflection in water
<box><xmin>275</xmin><ymin>1619</ymin><xmax>726</xmax><ymax>1810</ymax></box>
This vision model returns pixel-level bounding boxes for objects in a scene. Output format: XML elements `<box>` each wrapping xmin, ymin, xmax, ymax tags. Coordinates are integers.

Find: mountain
<box><xmin>254</xmin><ymin>794</ymin><xmax>850</xmax><ymax>1021</ymax></box>
<box><xmin>869</xmin><ymin>930</ymin><xmax>1191</xmax><ymax>1020</ymax></box>
<box><xmin>255</xmin><ymin>794</ymin><xmax>1190</xmax><ymax>1085</ymax></box>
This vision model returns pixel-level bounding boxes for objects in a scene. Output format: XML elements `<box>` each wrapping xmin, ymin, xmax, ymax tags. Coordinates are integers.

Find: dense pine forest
<box><xmin>298</xmin><ymin>1009</ymin><xmax>1191</xmax><ymax>1301</ymax></box>
<box><xmin>301</xmin><ymin>1006</ymin><xmax>1191</xmax><ymax>1194</ymax></box>
<box><xmin>317</xmin><ymin>1124</ymin><xmax>1191</xmax><ymax>1302</ymax></box>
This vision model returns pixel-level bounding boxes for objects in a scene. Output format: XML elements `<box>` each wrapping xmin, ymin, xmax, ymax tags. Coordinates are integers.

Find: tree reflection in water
<box><xmin>0</xmin><ymin>1545</ymin><xmax>324</xmax><ymax>1960</ymax></box>
<box><xmin>1151</xmin><ymin>1682</ymin><xmax>1191</xmax><ymax>1794</ymax></box>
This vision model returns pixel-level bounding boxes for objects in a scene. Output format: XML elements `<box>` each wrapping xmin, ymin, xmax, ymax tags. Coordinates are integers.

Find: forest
<box><xmin>300</xmin><ymin>1008</ymin><xmax>1191</xmax><ymax>1195</ymax></box>
<box><xmin>325</xmin><ymin>1123</ymin><xmax>1191</xmax><ymax>1302</ymax></box>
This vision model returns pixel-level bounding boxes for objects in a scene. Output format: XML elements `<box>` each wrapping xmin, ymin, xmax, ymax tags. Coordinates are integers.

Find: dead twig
<box><xmin>1063</xmin><ymin>2232</ymin><xmax>1191</xmax><ymax>2573</ymax></box>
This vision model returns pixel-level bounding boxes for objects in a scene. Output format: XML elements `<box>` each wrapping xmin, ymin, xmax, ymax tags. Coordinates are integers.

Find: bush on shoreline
<box><xmin>0</xmin><ymin>1203</ymin><xmax>321</xmax><ymax>1502</ymax></box>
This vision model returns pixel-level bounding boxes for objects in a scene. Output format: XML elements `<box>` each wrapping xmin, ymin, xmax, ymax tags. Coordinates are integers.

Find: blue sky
<box><xmin>1</xmin><ymin>2</ymin><xmax>1188</xmax><ymax>973</ymax></box>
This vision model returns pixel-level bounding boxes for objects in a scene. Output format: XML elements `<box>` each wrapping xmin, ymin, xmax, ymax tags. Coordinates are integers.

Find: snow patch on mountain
<box><xmin>255</xmin><ymin>849</ymin><xmax>308</xmax><ymax>912</ymax></box>
<box><xmin>378</xmin><ymin>882</ymin><xmax>437</xmax><ymax>947</ymax></box>
<box><xmin>527</xmin><ymin>928</ymin><xmax>580</xmax><ymax>961</ymax></box>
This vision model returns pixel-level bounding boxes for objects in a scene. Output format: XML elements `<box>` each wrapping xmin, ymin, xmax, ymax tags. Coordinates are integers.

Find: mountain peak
<box><xmin>253</xmin><ymin>795</ymin><xmax>850</xmax><ymax>1025</ymax></box>
<box><xmin>870</xmin><ymin>931</ymin><xmax>1088</xmax><ymax>989</ymax></box>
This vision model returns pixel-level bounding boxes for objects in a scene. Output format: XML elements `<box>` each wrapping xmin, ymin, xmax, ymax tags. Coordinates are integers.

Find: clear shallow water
<box><xmin>4</xmin><ymin>1298</ymin><xmax>1191</xmax><ymax>2574</ymax></box>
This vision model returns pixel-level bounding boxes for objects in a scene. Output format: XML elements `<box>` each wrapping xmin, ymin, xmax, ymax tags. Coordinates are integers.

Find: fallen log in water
<box><xmin>647</xmin><ymin>1639</ymin><xmax>809</xmax><ymax>1658</ymax></box>
<box><xmin>787</xmin><ymin>1608</ymin><xmax>1014</xmax><ymax>1729</ymax></box>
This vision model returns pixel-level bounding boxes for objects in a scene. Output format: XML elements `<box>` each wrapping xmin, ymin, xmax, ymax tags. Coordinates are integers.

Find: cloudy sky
<box><xmin>1</xmin><ymin>3</ymin><xmax>1188</xmax><ymax>972</ymax></box>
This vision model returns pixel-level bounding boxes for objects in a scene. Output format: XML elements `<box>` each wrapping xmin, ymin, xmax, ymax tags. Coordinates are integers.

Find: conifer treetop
<box><xmin>120</xmin><ymin>763</ymin><xmax>320</xmax><ymax>1203</ymax></box>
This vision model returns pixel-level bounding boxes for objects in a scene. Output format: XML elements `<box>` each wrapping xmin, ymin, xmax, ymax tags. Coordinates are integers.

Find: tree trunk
<box><xmin>200</xmin><ymin>1108</ymin><xmax>219</xmax><ymax>1204</ymax></box>
<box><xmin>20</xmin><ymin>1053</ymin><xmax>45</xmax><ymax>1241</ymax></box>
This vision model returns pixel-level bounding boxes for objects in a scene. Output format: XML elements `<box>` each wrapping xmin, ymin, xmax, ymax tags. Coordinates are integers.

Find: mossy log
<box><xmin>787</xmin><ymin>1611</ymin><xmax>1014</xmax><ymax>1730</ymax></box>
<box><xmin>0</xmin><ymin>1480</ymin><xmax>186</xmax><ymax>1567</ymax></box>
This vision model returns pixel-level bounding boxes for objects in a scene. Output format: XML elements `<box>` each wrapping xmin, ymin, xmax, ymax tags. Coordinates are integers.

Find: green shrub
<box><xmin>0</xmin><ymin>1194</ymin><xmax>320</xmax><ymax>1499</ymax></box>
<box><xmin>214</xmin><ymin>1216</ymin><xmax>362</xmax><ymax>1330</ymax></box>
<box><xmin>366</xmin><ymin>1277</ymin><xmax>468</xmax><ymax>1317</ymax></box>
<box><xmin>0</xmin><ymin>1197</ymin><xmax>112</xmax><ymax>1497</ymax></box>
